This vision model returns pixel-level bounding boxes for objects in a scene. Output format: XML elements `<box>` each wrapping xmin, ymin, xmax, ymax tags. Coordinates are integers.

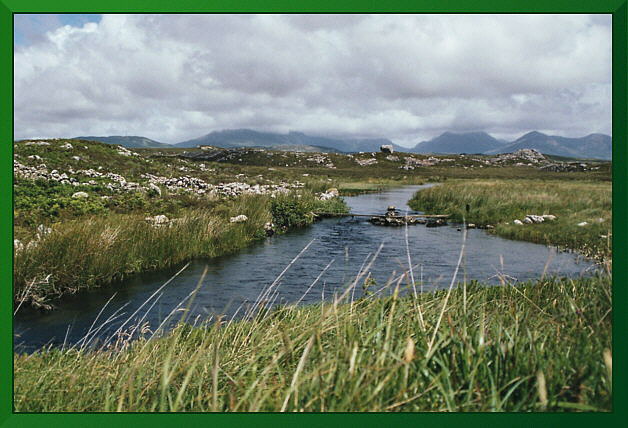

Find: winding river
<box><xmin>14</xmin><ymin>185</ymin><xmax>596</xmax><ymax>352</ymax></box>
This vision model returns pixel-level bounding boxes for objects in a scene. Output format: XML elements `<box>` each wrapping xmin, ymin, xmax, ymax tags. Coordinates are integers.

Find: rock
<box><xmin>577</xmin><ymin>221</ymin><xmax>589</xmax><ymax>227</ymax></box>
<box><xmin>14</xmin><ymin>239</ymin><xmax>23</xmax><ymax>253</ymax></box>
<box><xmin>72</xmin><ymin>191</ymin><xmax>89</xmax><ymax>198</ymax></box>
<box><xmin>264</xmin><ymin>222</ymin><xmax>275</xmax><ymax>236</ymax></box>
<box><xmin>380</xmin><ymin>145</ymin><xmax>394</xmax><ymax>154</ymax></box>
<box><xmin>542</xmin><ymin>214</ymin><xmax>557</xmax><ymax>221</ymax></box>
<box><xmin>61</xmin><ymin>143</ymin><xmax>73</xmax><ymax>149</ymax></box>
<box><xmin>145</xmin><ymin>215</ymin><xmax>170</xmax><ymax>226</ymax></box>
<box><xmin>596</xmin><ymin>217</ymin><xmax>605</xmax><ymax>223</ymax></box>
<box><xmin>230</xmin><ymin>214</ymin><xmax>248</xmax><ymax>223</ymax></box>
<box><xmin>148</xmin><ymin>183</ymin><xmax>162</xmax><ymax>197</ymax></box>
<box><xmin>426</xmin><ymin>218</ymin><xmax>447</xmax><ymax>228</ymax></box>
<box><xmin>467</xmin><ymin>223</ymin><xmax>476</xmax><ymax>229</ymax></box>
<box><xmin>513</xmin><ymin>219</ymin><xmax>523</xmax><ymax>225</ymax></box>
<box><xmin>72</xmin><ymin>156</ymin><xmax>81</xmax><ymax>161</ymax></box>
<box><xmin>524</xmin><ymin>214</ymin><xmax>545</xmax><ymax>224</ymax></box>
<box><xmin>326</xmin><ymin>188</ymin><xmax>339</xmax><ymax>197</ymax></box>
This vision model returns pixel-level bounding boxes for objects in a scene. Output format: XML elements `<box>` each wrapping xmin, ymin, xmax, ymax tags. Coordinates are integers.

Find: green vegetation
<box><xmin>14</xmin><ymin>191</ymin><xmax>346</xmax><ymax>308</ymax></box>
<box><xmin>409</xmin><ymin>179</ymin><xmax>612</xmax><ymax>260</ymax></box>
<box><xmin>14</xmin><ymin>275</ymin><xmax>611</xmax><ymax>412</ymax></box>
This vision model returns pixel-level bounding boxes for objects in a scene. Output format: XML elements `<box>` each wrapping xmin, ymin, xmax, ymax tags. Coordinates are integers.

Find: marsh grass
<box><xmin>409</xmin><ymin>179</ymin><xmax>612</xmax><ymax>259</ymax></box>
<box><xmin>13</xmin><ymin>191</ymin><xmax>347</xmax><ymax>306</ymax></box>
<box><xmin>13</xmin><ymin>273</ymin><xmax>611</xmax><ymax>412</ymax></box>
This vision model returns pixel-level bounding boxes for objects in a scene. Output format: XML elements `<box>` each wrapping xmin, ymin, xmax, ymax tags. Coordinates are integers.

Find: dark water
<box><xmin>14</xmin><ymin>185</ymin><xmax>597</xmax><ymax>352</ymax></box>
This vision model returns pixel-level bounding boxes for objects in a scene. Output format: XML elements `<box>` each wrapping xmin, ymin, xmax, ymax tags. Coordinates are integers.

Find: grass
<box><xmin>409</xmin><ymin>179</ymin><xmax>612</xmax><ymax>260</ymax></box>
<box><xmin>14</xmin><ymin>274</ymin><xmax>611</xmax><ymax>412</ymax></box>
<box><xmin>14</xmin><ymin>191</ymin><xmax>347</xmax><ymax>307</ymax></box>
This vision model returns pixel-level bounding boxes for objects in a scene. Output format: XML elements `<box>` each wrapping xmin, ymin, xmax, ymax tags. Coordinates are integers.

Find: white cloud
<box><xmin>14</xmin><ymin>14</ymin><xmax>611</xmax><ymax>146</ymax></box>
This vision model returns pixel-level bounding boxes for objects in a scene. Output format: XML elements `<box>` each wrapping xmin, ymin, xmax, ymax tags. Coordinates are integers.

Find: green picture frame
<box><xmin>2</xmin><ymin>1</ymin><xmax>625</xmax><ymax>426</ymax></box>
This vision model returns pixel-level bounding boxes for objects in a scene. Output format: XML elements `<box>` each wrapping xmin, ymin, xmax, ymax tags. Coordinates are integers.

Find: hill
<box><xmin>176</xmin><ymin>129</ymin><xmax>406</xmax><ymax>153</ymax></box>
<box><xmin>73</xmin><ymin>136</ymin><xmax>173</xmax><ymax>149</ymax></box>
<box><xmin>486</xmin><ymin>131</ymin><xmax>612</xmax><ymax>160</ymax></box>
<box><xmin>412</xmin><ymin>131</ymin><xmax>506</xmax><ymax>154</ymax></box>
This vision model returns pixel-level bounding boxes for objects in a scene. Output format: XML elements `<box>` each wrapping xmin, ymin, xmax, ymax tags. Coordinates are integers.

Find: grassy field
<box><xmin>14</xmin><ymin>274</ymin><xmax>611</xmax><ymax>412</ymax></box>
<box><xmin>14</xmin><ymin>191</ymin><xmax>346</xmax><ymax>308</ymax></box>
<box><xmin>13</xmin><ymin>140</ymin><xmax>613</xmax><ymax>412</ymax></box>
<box><xmin>409</xmin><ymin>179</ymin><xmax>612</xmax><ymax>260</ymax></box>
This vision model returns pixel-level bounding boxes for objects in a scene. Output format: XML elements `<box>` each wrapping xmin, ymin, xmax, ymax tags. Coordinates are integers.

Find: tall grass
<box><xmin>14</xmin><ymin>191</ymin><xmax>347</xmax><ymax>306</ymax></box>
<box><xmin>408</xmin><ymin>179</ymin><xmax>612</xmax><ymax>259</ymax></box>
<box><xmin>14</xmin><ymin>274</ymin><xmax>611</xmax><ymax>412</ymax></box>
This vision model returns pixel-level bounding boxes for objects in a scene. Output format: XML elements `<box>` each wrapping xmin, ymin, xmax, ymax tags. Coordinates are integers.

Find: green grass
<box><xmin>14</xmin><ymin>274</ymin><xmax>611</xmax><ymax>412</ymax></box>
<box><xmin>409</xmin><ymin>179</ymin><xmax>612</xmax><ymax>260</ymax></box>
<box><xmin>14</xmin><ymin>191</ymin><xmax>347</xmax><ymax>307</ymax></box>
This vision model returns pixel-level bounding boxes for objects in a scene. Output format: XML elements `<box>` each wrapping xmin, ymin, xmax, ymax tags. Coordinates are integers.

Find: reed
<box><xmin>14</xmin><ymin>272</ymin><xmax>611</xmax><ymax>412</ymax></box>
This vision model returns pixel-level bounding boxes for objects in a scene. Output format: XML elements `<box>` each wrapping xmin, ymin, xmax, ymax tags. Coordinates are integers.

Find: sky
<box><xmin>14</xmin><ymin>14</ymin><xmax>612</xmax><ymax>147</ymax></box>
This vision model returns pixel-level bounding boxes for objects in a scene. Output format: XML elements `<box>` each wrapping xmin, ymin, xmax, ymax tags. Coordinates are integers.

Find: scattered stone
<box><xmin>524</xmin><ymin>214</ymin><xmax>545</xmax><ymax>224</ymax></box>
<box><xmin>14</xmin><ymin>239</ymin><xmax>24</xmax><ymax>253</ymax></box>
<box><xmin>148</xmin><ymin>183</ymin><xmax>162</xmax><ymax>197</ymax></box>
<box><xmin>577</xmin><ymin>221</ymin><xmax>589</xmax><ymax>227</ymax></box>
<box><xmin>426</xmin><ymin>218</ymin><xmax>447</xmax><ymax>228</ymax></box>
<box><xmin>380</xmin><ymin>145</ymin><xmax>394</xmax><ymax>154</ymax></box>
<box><xmin>72</xmin><ymin>191</ymin><xmax>89</xmax><ymax>198</ymax></box>
<box><xmin>61</xmin><ymin>143</ymin><xmax>73</xmax><ymax>149</ymax></box>
<box><xmin>72</xmin><ymin>156</ymin><xmax>81</xmax><ymax>161</ymax></box>
<box><xmin>264</xmin><ymin>222</ymin><xmax>275</xmax><ymax>236</ymax></box>
<box><xmin>230</xmin><ymin>214</ymin><xmax>248</xmax><ymax>223</ymax></box>
<box><xmin>319</xmin><ymin>188</ymin><xmax>339</xmax><ymax>200</ymax></box>
<box><xmin>542</xmin><ymin>214</ymin><xmax>557</xmax><ymax>221</ymax></box>
<box><xmin>467</xmin><ymin>223</ymin><xmax>476</xmax><ymax>229</ymax></box>
<box><xmin>24</xmin><ymin>141</ymin><xmax>50</xmax><ymax>146</ymax></box>
<box><xmin>145</xmin><ymin>214</ymin><xmax>170</xmax><ymax>227</ymax></box>
<box><xmin>513</xmin><ymin>219</ymin><xmax>524</xmax><ymax>225</ymax></box>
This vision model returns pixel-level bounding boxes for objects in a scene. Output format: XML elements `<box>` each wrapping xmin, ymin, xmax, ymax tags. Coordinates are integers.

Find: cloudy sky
<box><xmin>14</xmin><ymin>14</ymin><xmax>612</xmax><ymax>147</ymax></box>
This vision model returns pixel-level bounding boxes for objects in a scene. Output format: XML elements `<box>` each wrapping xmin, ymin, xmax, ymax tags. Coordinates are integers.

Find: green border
<box><xmin>2</xmin><ymin>2</ymin><xmax>626</xmax><ymax>426</ymax></box>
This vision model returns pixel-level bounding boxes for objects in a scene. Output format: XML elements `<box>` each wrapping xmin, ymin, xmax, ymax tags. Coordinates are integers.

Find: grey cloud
<box><xmin>14</xmin><ymin>14</ymin><xmax>611</xmax><ymax>146</ymax></box>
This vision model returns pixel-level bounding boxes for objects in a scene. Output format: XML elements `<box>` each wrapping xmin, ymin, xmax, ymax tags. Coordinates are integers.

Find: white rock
<box><xmin>61</xmin><ymin>143</ymin><xmax>73</xmax><ymax>149</ymax></box>
<box><xmin>542</xmin><ymin>214</ymin><xmax>557</xmax><ymax>221</ymax></box>
<box><xmin>513</xmin><ymin>219</ymin><xmax>523</xmax><ymax>225</ymax></box>
<box><xmin>525</xmin><ymin>214</ymin><xmax>545</xmax><ymax>224</ymax></box>
<box><xmin>522</xmin><ymin>217</ymin><xmax>533</xmax><ymax>224</ymax></box>
<box><xmin>72</xmin><ymin>191</ymin><xmax>89</xmax><ymax>198</ymax></box>
<box><xmin>577</xmin><ymin>221</ymin><xmax>589</xmax><ymax>227</ymax></box>
<box><xmin>230</xmin><ymin>214</ymin><xmax>248</xmax><ymax>223</ymax></box>
<box><xmin>148</xmin><ymin>183</ymin><xmax>162</xmax><ymax>196</ymax></box>
<box><xmin>72</xmin><ymin>156</ymin><xmax>81</xmax><ymax>161</ymax></box>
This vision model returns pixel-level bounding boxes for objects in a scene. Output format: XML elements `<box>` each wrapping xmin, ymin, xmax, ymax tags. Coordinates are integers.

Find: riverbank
<box><xmin>14</xmin><ymin>191</ymin><xmax>347</xmax><ymax>309</ymax></box>
<box><xmin>408</xmin><ymin>179</ymin><xmax>612</xmax><ymax>261</ymax></box>
<box><xmin>14</xmin><ymin>274</ymin><xmax>612</xmax><ymax>412</ymax></box>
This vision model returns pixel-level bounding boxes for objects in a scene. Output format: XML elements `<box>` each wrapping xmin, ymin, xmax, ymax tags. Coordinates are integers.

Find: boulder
<box><xmin>230</xmin><ymin>214</ymin><xmax>248</xmax><ymax>223</ymax></box>
<box><xmin>542</xmin><ymin>214</ymin><xmax>557</xmax><ymax>221</ymax></box>
<box><xmin>524</xmin><ymin>214</ymin><xmax>545</xmax><ymax>224</ymax></box>
<box><xmin>577</xmin><ymin>221</ymin><xmax>589</xmax><ymax>227</ymax></box>
<box><xmin>145</xmin><ymin>215</ymin><xmax>170</xmax><ymax>227</ymax></box>
<box><xmin>380</xmin><ymin>145</ymin><xmax>394</xmax><ymax>154</ymax></box>
<box><xmin>72</xmin><ymin>191</ymin><xmax>89</xmax><ymax>198</ymax></box>
<box><xmin>148</xmin><ymin>183</ymin><xmax>162</xmax><ymax>197</ymax></box>
<box><xmin>513</xmin><ymin>219</ymin><xmax>523</xmax><ymax>225</ymax></box>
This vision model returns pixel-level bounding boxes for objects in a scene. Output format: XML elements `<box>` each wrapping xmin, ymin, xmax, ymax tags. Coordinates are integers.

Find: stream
<box><xmin>14</xmin><ymin>184</ymin><xmax>597</xmax><ymax>352</ymax></box>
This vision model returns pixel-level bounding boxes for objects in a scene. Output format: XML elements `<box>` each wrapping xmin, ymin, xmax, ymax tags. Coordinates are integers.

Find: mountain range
<box><xmin>175</xmin><ymin>129</ymin><xmax>407</xmax><ymax>153</ymax></box>
<box><xmin>72</xmin><ymin>129</ymin><xmax>612</xmax><ymax>160</ymax></box>
<box><xmin>73</xmin><ymin>135</ymin><xmax>172</xmax><ymax>149</ymax></box>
